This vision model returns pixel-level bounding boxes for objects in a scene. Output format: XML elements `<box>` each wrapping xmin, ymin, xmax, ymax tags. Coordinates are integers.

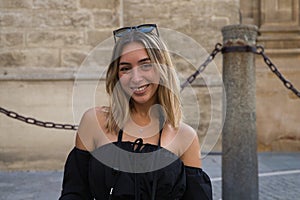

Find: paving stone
<box><xmin>0</xmin><ymin>153</ymin><xmax>299</xmax><ymax>199</ymax></box>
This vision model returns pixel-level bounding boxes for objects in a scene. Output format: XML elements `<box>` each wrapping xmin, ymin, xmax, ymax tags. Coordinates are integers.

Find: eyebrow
<box><xmin>119</xmin><ymin>57</ymin><xmax>151</xmax><ymax>66</ymax></box>
<box><xmin>138</xmin><ymin>57</ymin><xmax>151</xmax><ymax>64</ymax></box>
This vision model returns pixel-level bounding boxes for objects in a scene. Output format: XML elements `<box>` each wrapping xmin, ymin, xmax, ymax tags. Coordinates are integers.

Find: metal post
<box><xmin>222</xmin><ymin>24</ymin><xmax>259</xmax><ymax>200</ymax></box>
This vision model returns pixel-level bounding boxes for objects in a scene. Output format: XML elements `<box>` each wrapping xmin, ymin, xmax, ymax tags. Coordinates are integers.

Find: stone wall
<box><xmin>0</xmin><ymin>0</ymin><xmax>299</xmax><ymax>171</ymax></box>
<box><xmin>0</xmin><ymin>0</ymin><xmax>239</xmax><ymax>170</ymax></box>
<box><xmin>240</xmin><ymin>0</ymin><xmax>300</xmax><ymax>151</ymax></box>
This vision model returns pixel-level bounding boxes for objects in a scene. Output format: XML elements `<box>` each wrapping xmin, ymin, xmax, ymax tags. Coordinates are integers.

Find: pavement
<box><xmin>0</xmin><ymin>152</ymin><xmax>299</xmax><ymax>200</ymax></box>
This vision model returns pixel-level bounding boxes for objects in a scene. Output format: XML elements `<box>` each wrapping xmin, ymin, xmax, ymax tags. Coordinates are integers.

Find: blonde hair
<box><xmin>106</xmin><ymin>31</ymin><xmax>182</xmax><ymax>133</ymax></box>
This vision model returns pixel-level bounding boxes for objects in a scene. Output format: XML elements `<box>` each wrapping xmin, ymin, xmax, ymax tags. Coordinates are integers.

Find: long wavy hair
<box><xmin>105</xmin><ymin>31</ymin><xmax>182</xmax><ymax>133</ymax></box>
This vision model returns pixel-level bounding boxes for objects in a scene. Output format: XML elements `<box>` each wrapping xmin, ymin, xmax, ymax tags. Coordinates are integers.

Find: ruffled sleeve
<box><xmin>59</xmin><ymin>147</ymin><xmax>93</xmax><ymax>200</ymax></box>
<box><xmin>181</xmin><ymin>166</ymin><xmax>212</xmax><ymax>200</ymax></box>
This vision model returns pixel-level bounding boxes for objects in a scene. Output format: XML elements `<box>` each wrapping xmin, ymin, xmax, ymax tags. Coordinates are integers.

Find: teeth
<box><xmin>134</xmin><ymin>85</ymin><xmax>147</xmax><ymax>92</ymax></box>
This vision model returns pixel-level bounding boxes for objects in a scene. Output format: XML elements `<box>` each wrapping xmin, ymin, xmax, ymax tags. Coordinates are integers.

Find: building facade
<box><xmin>0</xmin><ymin>0</ymin><xmax>299</xmax><ymax>170</ymax></box>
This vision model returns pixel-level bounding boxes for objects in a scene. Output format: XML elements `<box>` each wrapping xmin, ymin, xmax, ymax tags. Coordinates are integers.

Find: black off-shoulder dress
<box><xmin>59</xmin><ymin>129</ymin><xmax>212</xmax><ymax>200</ymax></box>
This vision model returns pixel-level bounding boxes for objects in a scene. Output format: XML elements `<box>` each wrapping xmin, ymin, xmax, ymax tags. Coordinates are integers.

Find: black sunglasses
<box><xmin>113</xmin><ymin>24</ymin><xmax>159</xmax><ymax>43</ymax></box>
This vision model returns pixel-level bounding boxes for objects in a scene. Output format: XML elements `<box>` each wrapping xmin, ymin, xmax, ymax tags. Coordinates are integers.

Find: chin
<box><xmin>132</xmin><ymin>97</ymin><xmax>149</xmax><ymax>104</ymax></box>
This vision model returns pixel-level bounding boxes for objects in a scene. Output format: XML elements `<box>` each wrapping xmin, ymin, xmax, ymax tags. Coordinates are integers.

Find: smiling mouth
<box><xmin>131</xmin><ymin>84</ymin><xmax>149</xmax><ymax>93</ymax></box>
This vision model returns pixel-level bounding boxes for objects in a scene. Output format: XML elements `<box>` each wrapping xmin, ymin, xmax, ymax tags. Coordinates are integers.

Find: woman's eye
<box><xmin>119</xmin><ymin>67</ymin><xmax>131</xmax><ymax>73</ymax></box>
<box><xmin>140</xmin><ymin>63</ymin><xmax>153</xmax><ymax>70</ymax></box>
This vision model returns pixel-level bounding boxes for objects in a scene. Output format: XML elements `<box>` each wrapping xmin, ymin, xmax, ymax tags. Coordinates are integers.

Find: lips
<box><xmin>131</xmin><ymin>84</ymin><xmax>149</xmax><ymax>94</ymax></box>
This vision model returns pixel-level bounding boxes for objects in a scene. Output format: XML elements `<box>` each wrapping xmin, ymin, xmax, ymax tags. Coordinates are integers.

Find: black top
<box><xmin>59</xmin><ymin>129</ymin><xmax>212</xmax><ymax>200</ymax></box>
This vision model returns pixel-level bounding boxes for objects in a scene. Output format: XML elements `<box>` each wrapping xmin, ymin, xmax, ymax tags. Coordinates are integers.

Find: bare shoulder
<box><xmin>178</xmin><ymin>122</ymin><xmax>197</xmax><ymax>137</ymax></box>
<box><xmin>178</xmin><ymin>122</ymin><xmax>201</xmax><ymax>168</ymax></box>
<box><xmin>76</xmin><ymin>106</ymin><xmax>109</xmax><ymax>151</ymax></box>
<box><xmin>78</xmin><ymin>106</ymin><xmax>109</xmax><ymax>131</ymax></box>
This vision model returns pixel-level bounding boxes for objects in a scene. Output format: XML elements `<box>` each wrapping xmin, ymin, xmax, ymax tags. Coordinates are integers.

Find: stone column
<box><xmin>221</xmin><ymin>25</ymin><xmax>258</xmax><ymax>200</ymax></box>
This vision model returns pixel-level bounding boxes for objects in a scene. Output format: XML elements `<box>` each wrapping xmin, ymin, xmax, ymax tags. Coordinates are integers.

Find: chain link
<box><xmin>256</xmin><ymin>46</ymin><xmax>300</xmax><ymax>98</ymax></box>
<box><xmin>180</xmin><ymin>43</ymin><xmax>222</xmax><ymax>91</ymax></box>
<box><xmin>0</xmin><ymin>107</ymin><xmax>78</xmax><ymax>130</ymax></box>
<box><xmin>2</xmin><ymin>43</ymin><xmax>298</xmax><ymax>131</ymax></box>
<box><xmin>0</xmin><ymin>43</ymin><xmax>223</xmax><ymax>131</ymax></box>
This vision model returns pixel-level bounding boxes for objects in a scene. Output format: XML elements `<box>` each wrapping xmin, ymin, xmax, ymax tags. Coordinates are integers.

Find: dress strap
<box><xmin>157</xmin><ymin>114</ymin><xmax>164</xmax><ymax>148</ymax></box>
<box><xmin>117</xmin><ymin>129</ymin><xmax>123</xmax><ymax>144</ymax></box>
<box><xmin>152</xmin><ymin>116</ymin><xmax>164</xmax><ymax>199</ymax></box>
<box><xmin>157</xmin><ymin>127</ymin><xmax>163</xmax><ymax>148</ymax></box>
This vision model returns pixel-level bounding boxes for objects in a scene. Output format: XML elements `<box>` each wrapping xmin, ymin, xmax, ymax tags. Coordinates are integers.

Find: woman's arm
<box><xmin>179</xmin><ymin>128</ymin><xmax>201</xmax><ymax>168</ymax></box>
<box><xmin>76</xmin><ymin>107</ymin><xmax>107</xmax><ymax>151</ymax></box>
<box><xmin>60</xmin><ymin>107</ymin><xmax>107</xmax><ymax>199</ymax></box>
<box><xmin>179</xmin><ymin>123</ymin><xmax>212</xmax><ymax>200</ymax></box>
<box><xmin>59</xmin><ymin>147</ymin><xmax>93</xmax><ymax>200</ymax></box>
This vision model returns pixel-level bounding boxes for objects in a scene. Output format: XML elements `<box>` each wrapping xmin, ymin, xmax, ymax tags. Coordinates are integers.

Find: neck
<box><xmin>131</xmin><ymin>97</ymin><xmax>158</xmax><ymax>117</ymax></box>
<box><xmin>131</xmin><ymin>105</ymin><xmax>161</xmax><ymax>127</ymax></box>
<box><xmin>131</xmin><ymin>109</ymin><xmax>151</xmax><ymax>126</ymax></box>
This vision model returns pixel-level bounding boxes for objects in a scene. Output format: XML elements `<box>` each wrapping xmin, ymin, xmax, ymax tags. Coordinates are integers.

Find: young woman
<box><xmin>59</xmin><ymin>24</ymin><xmax>212</xmax><ymax>200</ymax></box>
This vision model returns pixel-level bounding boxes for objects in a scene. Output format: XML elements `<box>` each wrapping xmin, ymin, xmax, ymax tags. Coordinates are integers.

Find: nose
<box><xmin>131</xmin><ymin>67</ymin><xmax>143</xmax><ymax>83</ymax></box>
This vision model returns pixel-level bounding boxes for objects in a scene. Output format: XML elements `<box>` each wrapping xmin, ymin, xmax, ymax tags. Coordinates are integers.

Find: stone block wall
<box><xmin>0</xmin><ymin>0</ymin><xmax>119</xmax><ymax>68</ymax></box>
<box><xmin>0</xmin><ymin>0</ymin><xmax>240</xmax><ymax>170</ymax></box>
<box><xmin>1</xmin><ymin>0</ymin><xmax>299</xmax><ymax>171</ymax></box>
<box><xmin>240</xmin><ymin>0</ymin><xmax>300</xmax><ymax>151</ymax></box>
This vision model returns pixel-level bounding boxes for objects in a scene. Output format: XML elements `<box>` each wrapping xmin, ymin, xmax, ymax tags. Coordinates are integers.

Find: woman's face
<box><xmin>118</xmin><ymin>42</ymin><xmax>160</xmax><ymax>106</ymax></box>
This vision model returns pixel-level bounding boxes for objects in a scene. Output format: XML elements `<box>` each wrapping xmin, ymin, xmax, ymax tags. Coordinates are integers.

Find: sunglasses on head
<box><xmin>113</xmin><ymin>24</ymin><xmax>159</xmax><ymax>43</ymax></box>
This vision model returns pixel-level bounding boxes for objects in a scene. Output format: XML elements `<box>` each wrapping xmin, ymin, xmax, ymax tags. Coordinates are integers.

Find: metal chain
<box><xmin>6</xmin><ymin>42</ymin><xmax>298</xmax><ymax>131</ymax></box>
<box><xmin>0</xmin><ymin>107</ymin><xmax>78</xmax><ymax>130</ymax></box>
<box><xmin>0</xmin><ymin>43</ymin><xmax>223</xmax><ymax>131</ymax></box>
<box><xmin>180</xmin><ymin>43</ymin><xmax>223</xmax><ymax>91</ymax></box>
<box><xmin>256</xmin><ymin>46</ymin><xmax>300</xmax><ymax>98</ymax></box>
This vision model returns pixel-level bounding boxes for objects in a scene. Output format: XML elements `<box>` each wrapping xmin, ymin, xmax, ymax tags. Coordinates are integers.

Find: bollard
<box><xmin>221</xmin><ymin>24</ymin><xmax>259</xmax><ymax>200</ymax></box>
